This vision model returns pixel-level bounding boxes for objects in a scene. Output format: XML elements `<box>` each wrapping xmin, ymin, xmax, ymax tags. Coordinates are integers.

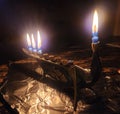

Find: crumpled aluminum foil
<box><xmin>0</xmin><ymin>65</ymin><xmax>89</xmax><ymax>114</ymax></box>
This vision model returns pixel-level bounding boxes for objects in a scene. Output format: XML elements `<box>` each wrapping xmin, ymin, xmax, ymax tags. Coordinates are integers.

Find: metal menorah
<box><xmin>22</xmin><ymin>42</ymin><xmax>102</xmax><ymax>111</ymax></box>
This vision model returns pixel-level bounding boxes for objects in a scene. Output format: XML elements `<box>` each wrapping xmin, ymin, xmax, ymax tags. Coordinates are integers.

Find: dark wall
<box><xmin>0</xmin><ymin>0</ymin><xmax>118</xmax><ymax>64</ymax></box>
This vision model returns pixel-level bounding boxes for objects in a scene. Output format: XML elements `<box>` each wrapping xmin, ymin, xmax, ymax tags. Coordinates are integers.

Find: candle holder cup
<box><xmin>91</xmin><ymin>41</ymin><xmax>100</xmax><ymax>52</ymax></box>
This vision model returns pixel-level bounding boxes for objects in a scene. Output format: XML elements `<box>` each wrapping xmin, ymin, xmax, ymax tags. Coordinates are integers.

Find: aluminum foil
<box><xmin>0</xmin><ymin>65</ymin><xmax>89</xmax><ymax>114</ymax></box>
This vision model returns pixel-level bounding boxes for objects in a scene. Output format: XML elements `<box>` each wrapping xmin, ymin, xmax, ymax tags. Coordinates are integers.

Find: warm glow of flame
<box><xmin>92</xmin><ymin>10</ymin><xmax>98</xmax><ymax>33</ymax></box>
<box><xmin>31</xmin><ymin>34</ymin><xmax>36</xmax><ymax>49</ymax></box>
<box><xmin>37</xmin><ymin>31</ymin><xmax>42</xmax><ymax>49</ymax></box>
<box><xmin>27</xmin><ymin>33</ymin><xmax>31</xmax><ymax>47</ymax></box>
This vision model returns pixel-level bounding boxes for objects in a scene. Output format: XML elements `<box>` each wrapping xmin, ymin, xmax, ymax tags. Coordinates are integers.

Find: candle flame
<box><xmin>26</xmin><ymin>31</ymin><xmax>42</xmax><ymax>53</ymax></box>
<box><xmin>37</xmin><ymin>31</ymin><xmax>42</xmax><ymax>49</ymax></box>
<box><xmin>31</xmin><ymin>34</ymin><xmax>36</xmax><ymax>49</ymax></box>
<box><xmin>92</xmin><ymin>10</ymin><xmax>98</xmax><ymax>33</ymax></box>
<box><xmin>27</xmin><ymin>33</ymin><xmax>31</xmax><ymax>47</ymax></box>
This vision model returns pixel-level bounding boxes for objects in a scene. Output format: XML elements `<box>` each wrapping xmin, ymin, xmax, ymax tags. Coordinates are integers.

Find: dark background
<box><xmin>0</xmin><ymin>0</ymin><xmax>118</xmax><ymax>64</ymax></box>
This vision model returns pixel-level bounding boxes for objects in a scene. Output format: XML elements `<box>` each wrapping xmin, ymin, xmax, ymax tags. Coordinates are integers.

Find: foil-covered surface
<box><xmin>0</xmin><ymin>47</ymin><xmax>120</xmax><ymax>114</ymax></box>
<box><xmin>0</xmin><ymin>63</ymin><xmax>89</xmax><ymax>114</ymax></box>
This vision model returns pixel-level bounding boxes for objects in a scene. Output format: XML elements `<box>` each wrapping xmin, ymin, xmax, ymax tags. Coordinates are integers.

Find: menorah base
<box><xmin>0</xmin><ymin>59</ymin><xmax>97</xmax><ymax>114</ymax></box>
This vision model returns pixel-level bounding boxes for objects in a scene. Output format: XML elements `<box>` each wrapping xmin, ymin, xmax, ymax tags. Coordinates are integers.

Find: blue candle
<box><xmin>92</xmin><ymin>31</ymin><xmax>99</xmax><ymax>43</ymax></box>
<box><xmin>38</xmin><ymin>49</ymin><xmax>42</xmax><ymax>54</ymax></box>
<box><xmin>92</xmin><ymin>10</ymin><xmax>99</xmax><ymax>44</ymax></box>
<box><xmin>28</xmin><ymin>46</ymin><xmax>32</xmax><ymax>51</ymax></box>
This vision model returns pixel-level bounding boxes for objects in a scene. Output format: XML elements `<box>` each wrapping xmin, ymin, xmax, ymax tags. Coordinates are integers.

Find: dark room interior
<box><xmin>0</xmin><ymin>0</ymin><xmax>120</xmax><ymax>114</ymax></box>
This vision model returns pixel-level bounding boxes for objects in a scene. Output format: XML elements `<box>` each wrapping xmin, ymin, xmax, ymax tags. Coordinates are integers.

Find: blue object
<box><xmin>28</xmin><ymin>47</ymin><xmax>32</xmax><ymax>51</ymax></box>
<box><xmin>92</xmin><ymin>32</ymin><xmax>99</xmax><ymax>43</ymax></box>
<box><xmin>38</xmin><ymin>49</ymin><xmax>42</xmax><ymax>54</ymax></box>
<box><xmin>32</xmin><ymin>48</ymin><xmax>37</xmax><ymax>52</ymax></box>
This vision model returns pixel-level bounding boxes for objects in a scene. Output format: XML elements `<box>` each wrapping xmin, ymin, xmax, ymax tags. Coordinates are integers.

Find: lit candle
<box><xmin>92</xmin><ymin>10</ymin><xmax>99</xmax><ymax>43</ymax></box>
<box><xmin>31</xmin><ymin>34</ymin><xmax>37</xmax><ymax>52</ymax></box>
<box><xmin>37</xmin><ymin>31</ymin><xmax>42</xmax><ymax>54</ymax></box>
<box><xmin>27</xmin><ymin>33</ymin><xmax>32</xmax><ymax>51</ymax></box>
